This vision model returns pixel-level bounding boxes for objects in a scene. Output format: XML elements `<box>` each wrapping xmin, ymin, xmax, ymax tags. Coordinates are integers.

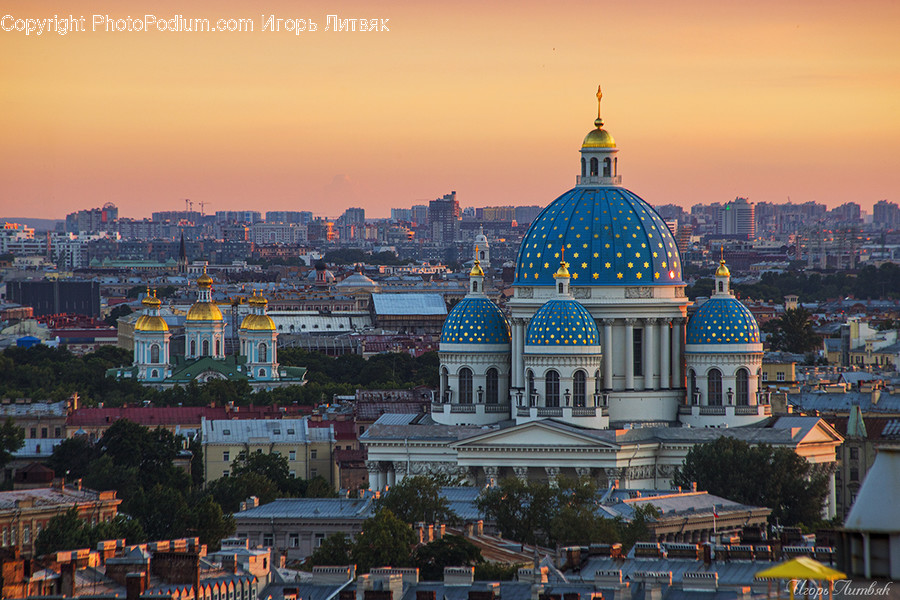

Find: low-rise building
<box><xmin>0</xmin><ymin>484</ymin><xmax>120</xmax><ymax>559</ymax></box>
<box><xmin>201</xmin><ymin>418</ymin><xmax>337</xmax><ymax>485</ymax></box>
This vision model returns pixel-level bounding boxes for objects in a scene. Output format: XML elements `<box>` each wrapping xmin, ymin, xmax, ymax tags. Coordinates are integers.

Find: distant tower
<box><xmin>134</xmin><ymin>289</ymin><xmax>170</xmax><ymax>382</ymax></box>
<box><xmin>185</xmin><ymin>266</ymin><xmax>226</xmax><ymax>359</ymax></box>
<box><xmin>239</xmin><ymin>290</ymin><xmax>279</xmax><ymax>381</ymax></box>
<box><xmin>474</xmin><ymin>225</ymin><xmax>491</xmax><ymax>289</ymax></box>
<box><xmin>178</xmin><ymin>231</ymin><xmax>187</xmax><ymax>274</ymax></box>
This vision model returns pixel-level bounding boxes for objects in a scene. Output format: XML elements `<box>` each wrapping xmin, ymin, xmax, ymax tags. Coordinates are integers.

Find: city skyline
<box><xmin>2</xmin><ymin>0</ymin><xmax>899</xmax><ymax>220</ymax></box>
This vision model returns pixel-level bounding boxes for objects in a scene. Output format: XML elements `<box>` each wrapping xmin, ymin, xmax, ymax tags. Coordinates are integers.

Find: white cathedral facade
<box><xmin>361</xmin><ymin>89</ymin><xmax>841</xmax><ymax>518</ymax></box>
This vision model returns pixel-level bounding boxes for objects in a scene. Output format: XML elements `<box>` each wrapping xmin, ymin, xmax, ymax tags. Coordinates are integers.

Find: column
<box><xmin>602</xmin><ymin>319</ymin><xmax>614</xmax><ymax>390</ymax></box>
<box><xmin>659</xmin><ymin>319</ymin><xmax>671</xmax><ymax>389</ymax></box>
<box><xmin>366</xmin><ymin>462</ymin><xmax>380</xmax><ymax>491</ymax></box>
<box><xmin>644</xmin><ymin>318</ymin><xmax>657</xmax><ymax>390</ymax></box>
<box><xmin>545</xmin><ymin>466</ymin><xmax>560</xmax><ymax>487</ymax></box>
<box><xmin>394</xmin><ymin>462</ymin><xmax>408</xmax><ymax>485</ymax></box>
<box><xmin>514</xmin><ymin>319</ymin><xmax>526</xmax><ymax>390</ymax></box>
<box><xmin>624</xmin><ymin>319</ymin><xmax>635</xmax><ymax>390</ymax></box>
<box><xmin>484</xmin><ymin>465</ymin><xmax>499</xmax><ymax>487</ymax></box>
<box><xmin>671</xmin><ymin>318</ymin><xmax>683</xmax><ymax>389</ymax></box>
<box><xmin>387</xmin><ymin>467</ymin><xmax>396</xmax><ymax>488</ymax></box>
<box><xmin>513</xmin><ymin>466</ymin><xmax>529</xmax><ymax>481</ymax></box>
<box><xmin>510</xmin><ymin>319</ymin><xmax>521</xmax><ymax>389</ymax></box>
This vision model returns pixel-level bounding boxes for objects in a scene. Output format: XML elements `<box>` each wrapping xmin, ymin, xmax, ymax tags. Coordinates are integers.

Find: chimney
<box><xmin>60</xmin><ymin>561</ymin><xmax>76</xmax><ymax>598</ymax></box>
<box><xmin>436</xmin><ymin>524</ymin><xmax>445</xmax><ymax>539</ymax></box>
<box><xmin>476</xmin><ymin>520</ymin><xmax>484</xmax><ymax>536</ymax></box>
<box><xmin>466</xmin><ymin>523</ymin><xmax>474</xmax><ymax>538</ymax></box>
<box><xmin>126</xmin><ymin>572</ymin><xmax>147</xmax><ymax>600</ymax></box>
<box><xmin>443</xmin><ymin>567</ymin><xmax>475</xmax><ymax>586</ymax></box>
<box><xmin>691</xmin><ymin>481</ymin><xmax>697</xmax><ymax>492</ymax></box>
<box><xmin>427</xmin><ymin>524</ymin><xmax>434</xmax><ymax>543</ymax></box>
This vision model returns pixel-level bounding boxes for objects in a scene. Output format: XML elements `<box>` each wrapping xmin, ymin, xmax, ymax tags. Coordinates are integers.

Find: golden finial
<box><xmin>715</xmin><ymin>248</ymin><xmax>730</xmax><ymax>278</ymax></box>
<box><xmin>595</xmin><ymin>85</ymin><xmax>604</xmax><ymax>128</ymax></box>
<box><xmin>554</xmin><ymin>245</ymin><xmax>571</xmax><ymax>279</ymax></box>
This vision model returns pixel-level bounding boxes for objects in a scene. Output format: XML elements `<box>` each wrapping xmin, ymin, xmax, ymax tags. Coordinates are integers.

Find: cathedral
<box><xmin>110</xmin><ymin>268</ymin><xmax>307</xmax><ymax>390</ymax></box>
<box><xmin>361</xmin><ymin>88</ymin><xmax>841</xmax><ymax>517</ymax></box>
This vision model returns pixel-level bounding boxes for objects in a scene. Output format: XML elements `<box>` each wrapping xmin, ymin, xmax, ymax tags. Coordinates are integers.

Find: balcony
<box><xmin>678</xmin><ymin>404</ymin><xmax>772</xmax><ymax>427</ymax></box>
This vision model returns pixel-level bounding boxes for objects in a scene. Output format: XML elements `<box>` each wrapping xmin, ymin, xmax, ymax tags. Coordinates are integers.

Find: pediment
<box><xmin>452</xmin><ymin>419</ymin><xmax>620</xmax><ymax>450</ymax></box>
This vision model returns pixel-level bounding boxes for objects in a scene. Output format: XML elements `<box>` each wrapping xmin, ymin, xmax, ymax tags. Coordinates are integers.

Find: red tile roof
<box><xmin>68</xmin><ymin>406</ymin><xmax>229</xmax><ymax>427</ymax></box>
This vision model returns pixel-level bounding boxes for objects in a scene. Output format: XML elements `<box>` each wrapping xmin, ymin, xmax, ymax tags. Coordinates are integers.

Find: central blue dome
<box><xmin>526</xmin><ymin>299</ymin><xmax>599</xmax><ymax>346</ymax></box>
<box><xmin>515</xmin><ymin>187</ymin><xmax>683</xmax><ymax>286</ymax></box>
<box><xmin>686</xmin><ymin>297</ymin><xmax>760</xmax><ymax>345</ymax></box>
<box><xmin>441</xmin><ymin>297</ymin><xmax>510</xmax><ymax>345</ymax></box>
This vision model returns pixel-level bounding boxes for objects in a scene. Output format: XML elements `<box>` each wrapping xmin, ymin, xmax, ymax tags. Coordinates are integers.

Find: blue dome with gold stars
<box><xmin>514</xmin><ymin>187</ymin><xmax>683</xmax><ymax>286</ymax></box>
<box><xmin>686</xmin><ymin>297</ymin><xmax>760</xmax><ymax>345</ymax></box>
<box><xmin>525</xmin><ymin>299</ymin><xmax>600</xmax><ymax>347</ymax></box>
<box><xmin>441</xmin><ymin>297</ymin><xmax>510</xmax><ymax>346</ymax></box>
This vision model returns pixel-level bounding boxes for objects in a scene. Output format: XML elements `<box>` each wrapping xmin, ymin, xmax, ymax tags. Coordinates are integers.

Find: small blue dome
<box><xmin>686</xmin><ymin>297</ymin><xmax>760</xmax><ymax>345</ymax></box>
<box><xmin>441</xmin><ymin>297</ymin><xmax>510</xmax><ymax>345</ymax></box>
<box><xmin>525</xmin><ymin>299</ymin><xmax>599</xmax><ymax>346</ymax></box>
<box><xmin>515</xmin><ymin>187</ymin><xmax>683</xmax><ymax>286</ymax></box>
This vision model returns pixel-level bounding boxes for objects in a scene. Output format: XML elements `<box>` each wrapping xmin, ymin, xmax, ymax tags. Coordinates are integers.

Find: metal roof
<box><xmin>235</xmin><ymin>496</ymin><xmax>375</xmax><ymax>521</ymax></box>
<box><xmin>371</xmin><ymin>293</ymin><xmax>447</xmax><ymax>316</ymax></box>
<box><xmin>202</xmin><ymin>417</ymin><xmax>334</xmax><ymax>444</ymax></box>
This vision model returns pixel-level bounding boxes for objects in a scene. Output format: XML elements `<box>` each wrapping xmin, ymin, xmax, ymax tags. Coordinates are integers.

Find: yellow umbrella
<box><xmin>755</xmin><ymin>556</ymin><xmax>847</xmax><ymax>599</ymax></box>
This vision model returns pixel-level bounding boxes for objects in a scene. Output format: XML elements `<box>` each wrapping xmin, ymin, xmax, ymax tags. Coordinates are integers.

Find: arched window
<box><xmin>215</xmin><ymin>339</ymin><xmax>220</xmax><ymax>355</ymax></box>
<box><xmin>558</xmin><ymin>282</ymin><xmax>564</xmax><ymax>293</ymax></box>
<box><xmin>708</xmin><ymin>369</ymin><xmax>723</xmax><ymax>406</ymax></box>
<box><xmin>689</xmin><ymin>369</ymin><xmax>698</xmax><ymax>404</ymax></box>
<box><xmin>150</xmin><ymin>344</ymin><xmax>160</xmax><ymax>364</ymax></box>
<box><xmin>441</xmin><ymin>367</ymin><xmax>449</xmax><ymax>401</ymax></box>
<box><xmin>603</xmin><ymin>157</ymin><xmax>612</xmax><ymax>177</ymax></box>
<box><xmin>614</xmin><ymin>157</ymin><xmax>618</xmax><ymax>175</ymax></box>
<box><xmin>259</xmin><ymin>343</ymin><xmax>267</xmax><ymax>362</ymax></box>
<box><xmin>151</xmin><ymin>369</ymin><xmax>158</xmax><ymax>379</ymax></box>
<box><xmin>486</xmin><ymin>368</ymin><xmax>499</xmax><ymax>404</ymax></box>
<box><xmin>545</xmin><ymin>370</ymin><xmax>560</xmax><ymax>407</ymax></box>
<box><xmin>459</xmin><ymin>368</ymin><xmax>473</xmax><ymax>404</ymax></box>
<box><xmin>259</xmin><ymin>368</ymin><xmax>266</xmax><ymax>377</ymax></box>
<box><xmin>590</xmin><ymin>157</ymin><xmax>599</xmax><ymax>176</ymax></box>
<box><xmin>479</xmin><ymin>250</ymin><xmax>485</xmax><ymax>260</ymax></box>
<box><xmin>736</xmin><ymin>368</ymin><xmax>750</xmax><ymax>405</ymax></box>
<box><xmin>573</xmin><ymin>371</ymin><xmax>586</xmax><ymax>407</ymax></box>
<box><xmin>190</xmin><ymin>340</ymin><xmax>196</xmax><ymax>356</ymax></box>
<box><xmin>473</xmin><ymin>281</ymin><xmax>478</xmax><ymax>292</ymax></box>
<box><xmin>527</xmin><ymin>370</ymin><xmax>535</xmax><ymax>404</ymax></box>
<box><xmin>718</xmin><ymin>281</ymin><xmax>724</xmax><ymax>292</ymax></box>
<box><xmin>202</xmin><ymin>339</ymin><xmax>210</xmax><ymax>356</ymax></box>
<box><xmin>581</xmin><ymin>157</ymin><xmax>586</xmax><ymax>177</ymax></box>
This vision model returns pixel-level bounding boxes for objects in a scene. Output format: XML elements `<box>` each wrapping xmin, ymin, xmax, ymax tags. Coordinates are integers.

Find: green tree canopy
<box><xmin>411</xmin><ymin>535</ymin><xmax>483</xmax><ymax>581</ymax></box>
<box><xmin>672</xmin><ymin>436</ymin><xmax>829</xmax><ymax>527</ymax></box>
<box><xmin>762</xmin><ymin>307</ymin><xmax>822</xmax><ymax>354</ymax></box>
<box><xmin>0</xmin><ymin>417</ymin><xmax>25</xmax><ymax>470</ymax></box>
<box><xmin>306</xmin><ymin>533</ymin><xmax>352</xmax><ymax>567</ymax></box>
<box><xmin>378</xmin><ymin>475</ymin><xmax>456</xmax><ymax>524</ymax></box>
<box><xmin>351</xmin><ymin>509</ymin><xmax>416</xmax><ymax>572</ymax></box>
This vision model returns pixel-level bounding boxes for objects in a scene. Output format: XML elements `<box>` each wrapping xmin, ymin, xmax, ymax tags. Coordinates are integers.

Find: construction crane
<box><xmin>184</xmin><ymin>198</ymin><xmax>193</xmax><ymax>212</ymax></box>
<box><xmin>199</xmin><ymin>201</ymin><xmax>212</xmax><ymax>216</ymax></box>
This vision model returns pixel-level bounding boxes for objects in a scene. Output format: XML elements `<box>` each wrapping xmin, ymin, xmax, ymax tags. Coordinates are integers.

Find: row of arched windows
<box><xmin>688</xmin><ymin>368</ymin><xmax>751</xmax><ymax>405</ymax></box>
<box><xmin>446</xmin><ymin>367</ymin><xmax>502</xmax><ymax>404</ymax></box>
<box><xmin>581</xmin><ymin>156</ymin><xmax>617</xmax><ymax>178</ymax></box>
<box><xmin>526</xmin><ymin>369</ymin><xmax>594</xmax><ymax>407</ymax></box>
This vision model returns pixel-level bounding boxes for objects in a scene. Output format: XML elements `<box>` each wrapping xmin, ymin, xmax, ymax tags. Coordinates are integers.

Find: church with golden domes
<box><xmin>360</xmin><ymin>88</ymin><xmax>842</xmax><ymax>518</ymax></box>
<box><xmin>109</xmin><ymin>268</ymin><xmax>307</xmax><ymax>390</ymax></box>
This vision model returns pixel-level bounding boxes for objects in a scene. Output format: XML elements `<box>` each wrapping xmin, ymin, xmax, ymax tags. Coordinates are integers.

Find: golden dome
<box><xmin>141</xmin><ymin>289</ymin><xmax>161</xmax><ymax>308</ymax></box>
<box><xmin>240</xmin><ymin>313</ymin><xmax>276</xmax><ymax>331</ymax></box>
<box><xmin>582</xmin><ymin>127</ymin><xmax>616</xmax><ymax>149</ymax></box>
<box><xmin>469</xmin><ymin>258</ymin><xmax>485</xmax><ymax>277</ymax></box>
<box><xmin>186</xmin><ymin>302</ymin><xmax>224</xmax><ymax>322</ymax></box>
<box><xmin>135</xmin><ymin>315</ymin><xmax>169</xmax><ymax>332</ymax></box>
<box><xmin>715</xmin><ymin>259</ymin><xmax>731</xmax><ymax>278</ymax></box>
<box><xmin>553</xmin><ymin>260</ymin><xmax>571</xmax><ymax>279</ymax></box>
<box><xmin>197</xmin><ymin>272</ymin><xmax>213</xmax><ymax>288</ymax></box>
<box><xmin>248</xmin><ymin>291</ymin><xmax>268</xmax><ymax>307</ymax></box>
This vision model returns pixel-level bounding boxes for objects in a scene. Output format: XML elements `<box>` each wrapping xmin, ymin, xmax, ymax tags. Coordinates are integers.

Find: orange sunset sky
<box><xmin>2</xmin><ymin>0</ymin><xmax>899</xmax><ymax>220</ymax></box>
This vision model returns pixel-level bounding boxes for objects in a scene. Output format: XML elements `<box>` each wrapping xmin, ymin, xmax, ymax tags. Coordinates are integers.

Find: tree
<box><xmin>763</xmin><ymin>307</ymin><xmax>821</xmax><ymax>354</ymax></box>
<box><xmin>412</xmin><ymin>535</ymin><xmax>482</xmax><ymax>580</ymax></box>
<box><xmin>673</xmin><ymin>436</ymin><xmax>829</xmax><ymax>526</ymax></box>
<box><xmin>379</xmin><ymin>475</ymin><xmax>456</xmax><ymax>524</ymax></box>
<box><xmin>35</xmin><ymin>508</ymin><xmax>90</xmax><ymax>557</ymax></box>
<box><xmin>306</xmin><ymin>533</ymin><xmax>352</xmax><ymax>567</ymax></box>
<box><xmin>475</xmin><ymin>478</ymin><xmax>557</xmax><ymax>546</ymax></box>
<box><xmin>351</xmin><ymin>509</ymin><xmax>416</xmax><ymax>572</ymax></box>
<box><xmin>48</xmin><ymin>437</ymin><xmax>97</xmax><ymax>480</ymax></box>
<box><xmin>190</xmin><ymin>496</ymin><xmax>235</xmax><ymax>550</ymax></box>
<box><xmin>0</xmin><ymin>417</ymin><xmax>25</xmax><ymax>470</ymax></box>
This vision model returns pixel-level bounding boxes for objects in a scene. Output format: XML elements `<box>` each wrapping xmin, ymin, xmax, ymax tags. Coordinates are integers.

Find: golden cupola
<box><xmin>240</xmin><ymin>290</ymin><xmax>276</xmax><ymax>331</ymax></box>
<box><xmin>186</xmin><ymin>266</ymin><xmax>224</xmax><ymax>322</ymax></box>
<box><xmin>134</xmin><ymin>289</ymin><xmax>169</xmax><ymax>332</ymax></box>
<box><xmin>581</xmin><ymin>85</ymin><xmax>616</xmax><ymax>149</ymax></box>
<box><xmin>715</xmin><ymin>259</ymin><xmax>731</xmax><ymax>278</ymax></box>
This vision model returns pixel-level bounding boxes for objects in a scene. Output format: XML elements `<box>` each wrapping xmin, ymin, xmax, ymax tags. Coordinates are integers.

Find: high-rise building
<box><xmin>720</xmin><ymin>197</ymin><xmax>756</xmax><ymax>239</ymax></box>
<box><xmin>391</xmin><ymin>208</ymin><xmax>412</xmax><ymax>222</ymax></box>
<box><xmin>428</xmin><ymin>192</ymin><xmax>460</xmax><ymax>243</ymax></box>
<box><xmin>873</xmin><ymin>200</ymin><xmax>900</xmax><ymax>230</ymax></box>
<box><xmin>411</xmin><ymin>205</ymin><xmax>428</xmax><ymax>226</ymax></box>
